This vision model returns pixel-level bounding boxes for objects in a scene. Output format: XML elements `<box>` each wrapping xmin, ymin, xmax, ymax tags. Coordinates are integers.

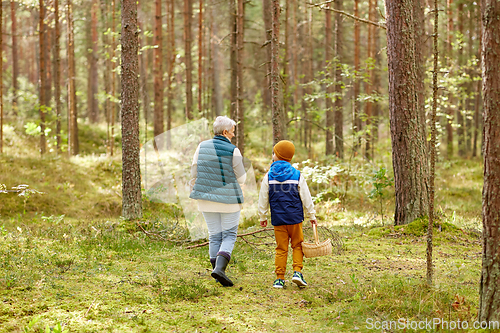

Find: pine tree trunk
<box><xmin>121</xmin><ymin>0</ymin><xmax>143</xmax><ymax>220</ymax></box>
<box><xmin>236</xmin><ymin>0</ymin><xmax>245</xmax><ymax>151</ymax></box>
<box><xmin>39</xmin><ymin>0</ymin><xmax>47</xmax><ymax>155</ymax></box>
<box><xmin>282</xmin><ymin>0</ymin><xmax>290</xmax><ymax>125</ymax></box>
<box><xmin>10</xmin><ymin>1</ymin><xmax>18</xmax><ymax>116</ymax></box>
<box><xmin>353</xmin><ymin>0</ymin><xmax>361</xmax><ymax>152</ymax></box>
<box><xmin>385</xmin><ymin>0</ymin><xmax>429</xmax><ymax>225</ymax></box>
<box><xmin>457</xmin><ymin>2</ymin><xmax>465</xmax><ymax>157</ymax></box>
<box><xmin>372</xmin><ymin>0</ymin><xmax>381</xmax><ymax>144</ymax></box>
<box><xmin>302</xmin><ymin>5</ymin><xmax>312</xmax><ymax>149</ymax></box>
<box><xmin>291</xmin><ymin>0</ymin><xmax>298</xmax><ymax>137</ymax></box>
<box><xmin>230</xmin><ymin>0</ymin><xmax>237</xmax><ymax>123</ymax></box>
<box><xmin>0</xmin><ymin>2</ymin><xmax>3</xmax><ymax>154</ymax></box>
<box><xmin>325</xmin><ymin>3</ymin><xmax>333</xmax><ymax>156</ymax></box>
<box><xmin>271</xmin><ymin>0</ymin><xmax>284</xmax><ymax>144</ymax></box>
<box><xmin>446</xmin><ymin>0</ymin><xmax>454</xmax><ymax>158</ymax></box>
<box><xmin>54</xmin><ymin>0</ymin><xmax>62</xmax><ymax>153</ymax></box>
<box><xmin>110</xmin><ymin>0</ymin><xmax>116</xmax><ymax>156</ymax></box>
<box><xmin>166</xmin><ymin>0</ymin><xmax>176</xmax><ymax>140</ymax></box>
<box><xmin>427</xmin><ymin>0</ymin><xmax>439</xmax><ymax>287</ymax></box>
<box><xmin>67</xmin><ymin>0</ymin><xmax>78</xmax><ymax>156</ymax></box>
<box><xmin>100</xmin><ymin>0</ymin><xmax>111</xmax><ymax>153</ymax></box>
<box><xmin>211</xmin><ymin>2</ymin><xmax>222</xmax><ymax>117</ymax></box>
<box><xmin>138</xmin><ymin>17</ymin><xmax>149</xmax><ymax>125</ymax></box>
<box><xmin>479</xmin><ymin>0</ymin><xmax>500</xmax><ymax>321</ymax></box>
<box><xmin>473</xmin><ymin>12</ymin><xmax>482</xmax><ymax>158</ymax></box>
<box><xmin>44</xmin><ymin>14</ymin><xmax>52</xmax><ymax>107</ymax></box>
<box><xmin>334</xmin><ymin>0</ymin><xmax>343</xmax><ymax>159</ymax></box>
<box><xmin>154</xmin><ymin>0</ymin><xmax>164</xmax><ymax>137</ymax></box>
<box><xmin>364</xmin><ymin>0</ymin><xmax>374</xmax><ymax>159</ymax></box>
<box><xmin>262</xmin><ymin>0</ymin><xmax>272</xmax><ymax>121</ymax></box>
<box><xmin>184</xmin><ymin>0</ymin><xmax>193</xmax><ymax>119</ymax></box>
<box><xmin>197</xmin><ymin>0</ymin><xmax>203</xmax><ymax>117</ymax></box>
<box><xmin>88</xmin><ymin>0</ymin><xmax>99</xmax><ymax>123</ymax></box>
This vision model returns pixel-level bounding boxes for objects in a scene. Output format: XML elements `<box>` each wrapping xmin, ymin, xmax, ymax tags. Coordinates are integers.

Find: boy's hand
<box><xmin>260</xmin><ymin>220</ymin><xmax>268</xmax><ymax>227</ymax></box>
<box><xmin>310</xmin><ymin>219</ymin><xmax>317</xmax><ymax>226</ymax></box>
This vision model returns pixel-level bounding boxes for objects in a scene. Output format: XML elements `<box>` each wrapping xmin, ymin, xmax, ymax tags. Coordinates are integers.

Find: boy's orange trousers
<box><xmin>274</xmin><ymin>223</ymin><xmax>303</xmax><ymax>279</ymax></box>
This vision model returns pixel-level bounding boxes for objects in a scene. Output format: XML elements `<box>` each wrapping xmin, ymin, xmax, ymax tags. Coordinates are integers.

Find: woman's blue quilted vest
<box><xmin>189</xmin><ymin>136</ymin><xmax>244</xmax><ymax>204</ymax></box>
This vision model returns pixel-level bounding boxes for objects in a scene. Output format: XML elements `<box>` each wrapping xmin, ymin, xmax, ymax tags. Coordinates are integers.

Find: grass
<box><xmin>0</xmin><ymin>124</ymin><xmax>488</xmax><ymax>332</ymax></box>
<box><xmin>0</xmin><ymin>216</ymin><xmax>484</xmax><ymax>332</ymax></box>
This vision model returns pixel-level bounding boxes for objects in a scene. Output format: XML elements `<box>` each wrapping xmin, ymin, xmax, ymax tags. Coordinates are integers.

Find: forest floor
<box><xmin>0</xmin><ymin>124</ymin><xmax>488</xmax><ymax>332</ymax></box>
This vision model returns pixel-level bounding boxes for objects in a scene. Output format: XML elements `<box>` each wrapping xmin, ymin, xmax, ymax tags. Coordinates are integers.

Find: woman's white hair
<box><xmin>213</xmin><ymin>116</ymin><xmax>236</xmax><ymax>135</ymax></box>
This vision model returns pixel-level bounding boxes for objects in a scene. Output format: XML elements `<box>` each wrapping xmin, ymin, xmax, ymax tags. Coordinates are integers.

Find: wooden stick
<box><xmin>186</xmin><ymin>227</ymin><xmax>275</xmax><ymax>249</ymax></box>
<box><xmin>307</xmin><ymin>1</ymin><xmax>386</xmax><ymax>30</ymax></box>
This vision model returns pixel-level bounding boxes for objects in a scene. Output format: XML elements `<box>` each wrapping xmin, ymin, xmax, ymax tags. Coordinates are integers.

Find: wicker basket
<box><xmin>302</xmin><ymin>224</ymin><xmax>332</xmax><ymax>258</ymax></box>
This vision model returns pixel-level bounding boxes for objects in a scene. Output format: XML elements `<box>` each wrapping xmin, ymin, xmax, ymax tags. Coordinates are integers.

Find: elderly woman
<box><xmin>190</xmin><ymin>116</ymin><xmax>246</xmax><ymax>287</ymax></box>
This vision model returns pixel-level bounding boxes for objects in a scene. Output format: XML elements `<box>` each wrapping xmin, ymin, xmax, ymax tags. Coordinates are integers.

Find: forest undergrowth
<box><xmin>0</xmin><ymin>125</ymin><xmax>485</xmax><ymax>332</ymax></box>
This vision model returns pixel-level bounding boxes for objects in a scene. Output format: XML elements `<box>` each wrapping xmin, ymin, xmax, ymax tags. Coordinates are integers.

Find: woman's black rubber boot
<box><xmin>211</xmin><ymin>255</ymin><xmax>233</xmax><ymax>287</ymax></box>
<box><xmin>210</xmin><ymin>259</ymin><xmax>221</xmax><ymax>284</ymax></box>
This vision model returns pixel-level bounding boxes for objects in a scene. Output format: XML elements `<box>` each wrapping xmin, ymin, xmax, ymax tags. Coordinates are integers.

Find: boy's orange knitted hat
<box><xmin>273</xmin><ymin>140</ymin><xmax>295</xmax><ymax>162</ymax></box>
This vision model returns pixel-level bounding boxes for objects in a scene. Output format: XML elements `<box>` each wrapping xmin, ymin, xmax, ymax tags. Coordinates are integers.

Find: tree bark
<box><xmin>184</xmin><ymin>0</ymin><xmax>193</xmax><ymax>119</ymax></box>
<box><xmin>54</xmin><ymin>0</ymin><xmax>62</xmax><ymax>153</ymax></box>
<box><xmin>110</xmin><ymin>0</ymin><xmax>117</xmax><ymax>156</ymax></box>
<box><xmin>472</xmin><ymin>4</ymin><xmax>482</xmax><ymax>158</ymax></box>
<box><xmin>364</xmin><ymin>0</ymin><xmax>374</xmax><ymax>159</ymax></box>
<box><xmin>121</xmin><ymin>0</ymin><xmax>143</xmax><ymax>220</ymax></box>
<box><xmin>67</xmin><ymin>0</ymin><xmax>79</xmax><ymax>156</ymax></box>
<box><xmin>427</xmin><ymin>0</ymin><xmax>439</xmax><ymax>287</ymax></box>
<box><xmin>0</xmin><ymin>2</ymin><xmax>3</xmax><ymax>153</ymax></box>
<box><xmin>100</xmin><ymin>0</ymin><xmax>111</xmax><ymax>154</ymax></box>
<box><xmin>88</xmin><ymin>0</ymin><xmax>99</xmax><ymax>123</ymax></box>
<box><xmin>479</xmin><ymin>0</ymin><xmax>500</xmax><ymax>322</ymax></box>
<box><xmin>39</xmin><ymin>0</ymin><xmax>47</xmax><ymax>155</ymax></box>
<box><xmin>446</xmin><ymin>0</ymin><xmax>454</xmax><ymax>158</ymax></box>
<box><xmin>271</xmin><ymin>0</ymin><xmax>285</xmax><ymax>144</ymax></box>
<box><xmin>385</xmin><ymin>0</ymin><xmax>429</xmax><ymax>225</ymax></box>
<box><xmin>262</xmin><ymin>0</ymin><xmax>272</xmax><ymax>122</ymax></box>
<box><xmin>372</xmin><ymin>0</ymin><xmax>381</xmax><ymax>144</ymax></box>
<box><xmin>457</xmin><ymin>2</ymin><xmax>465</xmax><ymax>157</ymax></box>
<box><xmin>353</xmin><ymin>0</ymin><xmax>361</xmax><ymax>152</ymax></box>
<box><xmin>282</xmin><ymin>0</ymin><xmax>290</xmax><ymax>127</ymax></box>
<box><xmin>230</xmin><ymin>0</ymin><xmax>237</xmax><ymax>123</ymax></box>
<box><xmin>198</xmin><ymin>0</ymin><xmax>203</xmax><ymax>117</ymax></box>
<box><xmin>211</xmin><ymin>2</ymin><xmax>222</xmax><ymax>116</ymax></box>
<box><xmin>334</xmin><ymin>0</ymin><xmax>343</xmax><ymax>159</ymax></box>
<box><xmin>236</xmin><ymin>0</ymin><xmax>245</xmax><ymax>152</ymax></box>
<box><xmin>166</xmin><ymin>0</ymin><xmax>176</xmax><ymax>143</ymax></box>
<box><xmin>10</xmin><ymin>1</ymin><xmax>18</xmax><ymax>116</ymax></box>
<box><xmin>325</xmin><ymin>2</ymin><xmax>333</xmax><ymax>156</ymax></box>
<box><xmin>154</xmin><ymin>0</ymin><xmax>164</xmax><ymax>138</ymax></box>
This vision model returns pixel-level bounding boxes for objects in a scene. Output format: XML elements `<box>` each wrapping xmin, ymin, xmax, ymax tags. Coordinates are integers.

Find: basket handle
<box><xmin>313</xmin><ymin>224</ymin><xmax>319</xmax><ymax>245</ymax></box>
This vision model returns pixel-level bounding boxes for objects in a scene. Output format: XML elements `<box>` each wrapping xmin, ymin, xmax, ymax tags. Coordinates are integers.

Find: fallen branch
<box><xmin>136</xmin><ymin>221</ymin><xmax>167</xmax><ymax>241</ymax></box>
<box><xmin>307</xmin><ymin>1</ymin><xmax>386</xmax><ymax>30</ymax></box>
<box><xmin>186</xmin><ymin>228</ymin><xmax>275</xmax><ymax>249</ymax></box>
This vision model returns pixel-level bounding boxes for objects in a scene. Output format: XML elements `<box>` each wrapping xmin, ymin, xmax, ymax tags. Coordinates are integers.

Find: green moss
<box><xmin>368</xmin><ymin>216</ymin><xmax>468</xmax><ymax>239</ymax></box>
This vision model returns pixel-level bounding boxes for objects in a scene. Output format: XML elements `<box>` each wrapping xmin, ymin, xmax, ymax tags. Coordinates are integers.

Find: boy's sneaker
<box><xmin>273</xmin><ymin>279</ymin><xmax>286</xmax><ymax>289</ymax></box>
<box><xmin>292</xmin><ymin>271</ymin><xmax>308</xmax><ymax>287</ymax></box>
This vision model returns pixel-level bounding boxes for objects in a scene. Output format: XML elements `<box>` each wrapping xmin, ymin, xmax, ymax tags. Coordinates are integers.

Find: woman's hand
<box><xmin>260</xmin><ymin>220</ymin><xmax>268</xmax><ymax>227</ymax></box>
<box><xmin>310</xmin><ymin>219</ymin><xmax>317</xmax><ymax>226</ymax></box>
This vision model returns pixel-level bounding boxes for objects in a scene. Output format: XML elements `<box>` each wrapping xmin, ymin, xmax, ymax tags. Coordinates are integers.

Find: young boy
<box><xmin>258</xmin><ymin>140</ymin><xmax>317</xmax><ymax>288</ymax></box>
